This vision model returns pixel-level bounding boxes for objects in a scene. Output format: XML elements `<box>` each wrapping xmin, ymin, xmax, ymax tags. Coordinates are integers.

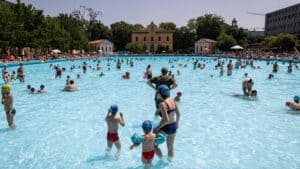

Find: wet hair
<box><xmin>252</xmin><ymin>90</ymin><xmax>257</xmax><ymax>96</ymax></box>
<box><xmin>30</xmin><ymin>88</ymin><xmax>35</xmax><ymax>93</ymax></box>
<box><xmin>27</xmin><ymin>85</ymin><xmax>31</xmax><ymax>90</ymax></box>
<box><xmin>67</xmin><ymin>76</ymin><xmax>70</xmax><ymax>78</ymax></box>
<box><xmin>40</xmin><ymin>85</ymin><xmax>45</xmax><ymax>89</ymax></box>
<box><xmin>70</xmin><ymin>80</ymin><xmax>74</xmax><ymax>84</ymax></box>
<box><xmin>161</xmin><ymin>67</ymin><xmax>168</xmax><ymax>75</ymax></box>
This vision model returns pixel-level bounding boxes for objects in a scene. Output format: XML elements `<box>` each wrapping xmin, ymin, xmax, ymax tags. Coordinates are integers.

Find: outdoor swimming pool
<box><xmin>0</xmin><ymin>56</ymin><xmax>299</xmax><ymax>169</ymax></box>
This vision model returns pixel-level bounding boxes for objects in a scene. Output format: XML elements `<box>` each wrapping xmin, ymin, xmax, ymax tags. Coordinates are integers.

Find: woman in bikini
<box><xmin>154</xmin><ymin>85</ymin><xmax>180</xmax><ymax>160</ymax></box>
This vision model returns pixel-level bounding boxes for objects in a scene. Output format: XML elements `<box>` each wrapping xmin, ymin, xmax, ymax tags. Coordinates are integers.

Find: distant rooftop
<box><xmin>266</xmin><ymin>3</ymin><xmax>300</xmax><ymax>15</ymax></box>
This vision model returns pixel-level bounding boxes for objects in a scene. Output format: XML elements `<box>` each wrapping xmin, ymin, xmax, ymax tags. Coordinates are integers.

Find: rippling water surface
<box><xmin>0</xmin><ymin>56</ymin><xmax>299</xmax><ymax>169</ymax></box>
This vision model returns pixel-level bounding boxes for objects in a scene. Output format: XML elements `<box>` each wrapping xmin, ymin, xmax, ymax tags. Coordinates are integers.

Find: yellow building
<box><xmin>131</xmin><ymin>22</ymin><xmax>174</xmax><ymax>53</ymax></box>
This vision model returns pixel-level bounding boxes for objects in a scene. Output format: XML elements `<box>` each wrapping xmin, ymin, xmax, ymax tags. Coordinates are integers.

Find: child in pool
<box><xmin>105</xmin><ymin>105</ymin><xmax>125</xmax><ymax>155</ymax></box>
<box><xmin>130</xmin><ymin>120</ymin><xmax>156</xmax><ymax>166</ymax></box>
<box><xmin>286</xmin><ymin>96</ymin><xmax>300</xmax><ymax>111</ymax></box>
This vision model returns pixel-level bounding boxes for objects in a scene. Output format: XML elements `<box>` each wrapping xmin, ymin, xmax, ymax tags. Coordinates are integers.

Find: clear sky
<box><xmin>16</xmin><ymin>0</ymin><xmax>300</xmax><ymax>30</ymax></box>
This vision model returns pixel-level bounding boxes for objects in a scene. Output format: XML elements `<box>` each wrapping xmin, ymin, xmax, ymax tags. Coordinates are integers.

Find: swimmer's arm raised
<box><xmin>119</xmin><ymin>112</ymin><xmax>125</xmax><ymax>126</ymax></box>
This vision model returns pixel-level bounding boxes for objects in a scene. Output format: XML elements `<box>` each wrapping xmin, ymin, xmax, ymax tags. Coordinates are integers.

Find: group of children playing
<box><xmin>105</xmin><ymin>104</ymin><xmax>162</xmax><ymax>167</ymax></box>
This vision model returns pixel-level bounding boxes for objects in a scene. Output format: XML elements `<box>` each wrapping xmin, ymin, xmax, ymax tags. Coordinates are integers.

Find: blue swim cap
<box><xmin>157</xmin><ymin>85</ymin><xmax>170</xmax><ymax>97</ymax></box>
<box><xmin>294</xmin><ymin>96</ymin><xmax>300</xmax><ymax>102</ymax></box>
<box><xmin>142</xmin><ymin>120</ymin><xmax>152</xmax><ymax>133</ymax></box>
<box><xmin>110</xmin><ymin>104</ymin><xmax>118</xmax><ymax>115</ymax></box>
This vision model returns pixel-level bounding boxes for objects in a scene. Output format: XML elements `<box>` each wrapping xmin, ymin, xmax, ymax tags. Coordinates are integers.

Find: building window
<box><xmin>144</xmin><ymin>37</ymin><xmax>146</xmax><ymax>41</ymax></box>
<box><xmin>167</xmin><ymin>36</ymin><xmax>169</xmax><ymax>41</ymax></box>
<box><xmin>158</xmin><ymin>36</ymin><xmax>161</xmax><ymax>41</ymax></box>
<box><xmin>151</xmin><ymin>37</ymin><xmax>154</xmax><ymax>41</ymax></box>
<box><xmin>136</xmin><ymin>37</ymin><xmax>138</xmax><ymax>42</ymax></box>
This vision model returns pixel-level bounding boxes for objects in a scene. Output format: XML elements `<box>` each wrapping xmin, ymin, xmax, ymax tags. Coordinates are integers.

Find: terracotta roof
<box><xmin>89</xmin><ymin>39</ymin><xmax>112</xmax><ymax>45</ymax></box>
<box><xmin>196</xmin><ymin>38</ymin><xmax>217</xmax><ymax>43</ymax></box>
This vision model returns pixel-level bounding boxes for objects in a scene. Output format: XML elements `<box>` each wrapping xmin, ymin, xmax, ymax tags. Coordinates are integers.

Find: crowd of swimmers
<box><xmin>1</xmin><ymin>56</ymin><xmax>300</xmax><ymax>168</ymax></box>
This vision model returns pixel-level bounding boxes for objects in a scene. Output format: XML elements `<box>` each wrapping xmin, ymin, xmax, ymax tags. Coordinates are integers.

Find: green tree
<box><xmin>225</xmin><ymin>26</ymin><xmax>248</xmax><ymax>46</ymax></box>
<box><xmin>86</xmin><ymin>20</ymin><xmax>110</xmax><ymax>41</ymax></box>
<box><xmin>11</xmin><ymin>0</ymin><xmax>44</xmax><ymax>51</ymax></box>
<box><xmin>125</xmin><ymin>42</ymin><xmax>143</xmax><ymax>53</ymax></box>
<box><xmin>133</xmin><ymin>24</ymin><xmax>144</xmax><ymax>30</ymax></box>
<box><xmin>159</xmin><ymin>22</ymin><xmax>176</xmax><ymax>30</ymax></box>
<box><xmin>195</xmin><ymin>14</ymin><xmax>225</xmax><ymax>40</ymax></box>
<box><xmin>33</xmin><ymin>17</ymin><xmax>71</xmax><ymax>52</ymax></box>
<box><xmin>56</xmin><ymin>14</ymin><xmax>89</xmax><ymax>50</ymax></box>
<box><xmin>110</xmin><ymin>21</ymin><xmax>135</xmax><ymax>51</ymax></box>
<box><xmin>0</xmin><ymin>3</ymin><xmax>17</xmax><ymax>55</ymax></box>
<box><xmin>277</xmin><ymin>33</ymin><xmax>296</xmax><ymax>51</ymax></box>
<box><xmin>247</xmin><ymin>35</ymin><xmax>264</xmax><ymax>45</ymax></box>
<box><xmin>216</xmin><ymin>33</ymin><xmax>236</xmax><ymax>51</ymax></box>
<box><xmin>174</xmin><ymin>26</ymin><xmax>196</xmax><ymax>53</ymax></box>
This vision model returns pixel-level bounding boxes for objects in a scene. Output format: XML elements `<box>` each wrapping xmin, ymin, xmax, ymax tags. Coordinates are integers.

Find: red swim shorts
<box><xmin>142</xmin><ymin>150</ymin><xmax>155</xmax><ymax>162</ymax></box>
<box><xmin>107</xmin><ymin>132</ymin><xmax>119</xmax><ymax>142</ymax></box>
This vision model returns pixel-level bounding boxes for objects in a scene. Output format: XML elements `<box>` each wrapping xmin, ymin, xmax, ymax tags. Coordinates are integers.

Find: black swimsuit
<box><xmin>159</xmin><ymin>102</ymin><xmax>177</xmax><ymax>135</ymax></box>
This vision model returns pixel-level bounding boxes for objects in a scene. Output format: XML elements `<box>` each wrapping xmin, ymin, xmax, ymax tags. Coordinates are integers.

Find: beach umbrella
<box><xmin>51</xmin><ymin>49</ymin><xmax>61</xmax><ymax>54</ymax></box>
<box><xmin>230</xmin><ymin>45</ymin><xmax>244</xmax><ymax>50</ymax></box>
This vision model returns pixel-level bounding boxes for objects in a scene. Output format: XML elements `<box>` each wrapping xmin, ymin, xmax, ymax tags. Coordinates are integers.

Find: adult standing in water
<box><xmin>154</xmin><ymin>85</ymin><xmax>180</xmax><ymax>161</ymax></box>
<box><xmin>227</xmin><ymin>60</ymin><xmax>233</xmax><ymax>76</ymax></box>
<box><xmin>17</xmin><ymin>63</ymin><xmax>25</xmax><ymax>83</ymax></box>
<box><xmin>147</xmin><ymin>67</ymin><xmax>177</xmax><ymax>116</ymax></box>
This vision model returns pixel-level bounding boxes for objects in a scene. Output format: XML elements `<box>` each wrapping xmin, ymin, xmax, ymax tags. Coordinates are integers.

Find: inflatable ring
<box><xmin>155</xmin><ymin>133</ymin><xmax>166</xmax><ymax>145</ymax></box>
<box><xmin>131</xmin><ymin>133</ymin><xmax>143</xmax><ymax>145</ymax></box>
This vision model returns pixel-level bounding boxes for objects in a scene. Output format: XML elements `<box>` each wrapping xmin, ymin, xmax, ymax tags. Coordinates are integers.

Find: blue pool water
<box><xmin>0</xmin><ymin>56</ymin><xmax>300</xmax><ymax>169</ymax></box>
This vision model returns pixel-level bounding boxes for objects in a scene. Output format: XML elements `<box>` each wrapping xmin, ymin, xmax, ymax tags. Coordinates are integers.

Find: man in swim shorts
<box><xmin>130</xmin><ymin>120</ymin><xmax>156</xmax><ymax>166</ymax></box>
<box><xmin>105</xmin><ymin>105</ymin><xmax>125</xmax><ymax>155</ymax></box>
<box><xmin>147</xmin><ymin>67</ymin><xmax>177</xmax><ymax>116</ymax></box>
<box><xmin>1</xmin><ymin>85</ymin><xmax>15</xmax><ymax>129</ymax></box>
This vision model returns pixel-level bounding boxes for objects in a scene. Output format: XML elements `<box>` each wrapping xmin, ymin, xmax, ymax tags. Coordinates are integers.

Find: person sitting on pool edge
<box><xmin>1</xmin><ymin>84</ymin><xmax>16</xmax><ymax>129</ymax></box>
<box><xmin>286</xmin><ymin>96</ymin><xmax>300</xmax><ymax>111</ymax></box>
<box><xmin>130</xmin><ymin>120</ymin><xmax>156</xmax><ymax>166</ymax></box>
<box><xmin>105</xmin><ymin>105</ymin><xmax>125</xmax><ymax>157</ymax></box>
<box><xmin>63</xmin><ymin>80</ymin><xmax>77</xmax><ymax>91</ymax></box>
<box><xmin>37</xmin><ymin>85</ymin><xmax>47</xmax><ymax>93</ymax></box>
